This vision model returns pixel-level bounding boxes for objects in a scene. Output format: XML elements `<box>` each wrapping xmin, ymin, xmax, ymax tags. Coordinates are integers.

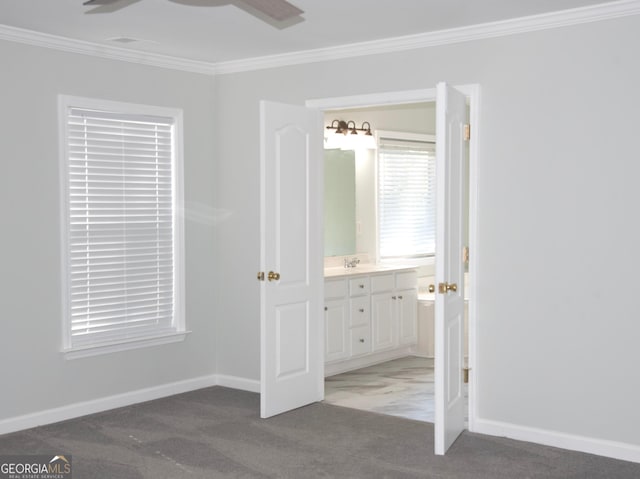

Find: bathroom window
<box><xmin>377</xmin><ymin>132</ymin><xmax>436</xmax><ymax>259</ymax></box>
<box><xmin>59</xmin><ymin>96</ymin><xmax>186</xmax><ymax>358</ymax></box>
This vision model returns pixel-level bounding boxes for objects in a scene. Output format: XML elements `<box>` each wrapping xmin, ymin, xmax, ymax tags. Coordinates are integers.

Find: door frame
<box><xmin>307</xmin><ymin>85</ymin><xmax>480</xmax><ymax>432</ymax></box>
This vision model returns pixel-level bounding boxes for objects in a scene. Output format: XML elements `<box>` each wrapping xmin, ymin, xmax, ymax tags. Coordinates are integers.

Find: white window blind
<box><xmin>378</xmin><ymin>136</ymin><xmax>436</xmax><ymax>259</ymax></box>
<box><xmin>61</xmin><ymin>99</ymin><xmax>183</xmax><ymax>351</ymax></box>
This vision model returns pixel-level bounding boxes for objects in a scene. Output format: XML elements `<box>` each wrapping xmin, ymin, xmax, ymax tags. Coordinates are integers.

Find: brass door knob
<box><xmin>428</xmin><ymin>284</ymin><xmax>435</xmax><ymax>293</ymax></box>
<box><xmin>268</xmin><ymin>271</ymin><xmax>281</xmax><ymax>282</ymax></box>
<box><xmin>438</xmin><ymin>282</ymin><xmax>458</xmax><ymax>294</ymax></box>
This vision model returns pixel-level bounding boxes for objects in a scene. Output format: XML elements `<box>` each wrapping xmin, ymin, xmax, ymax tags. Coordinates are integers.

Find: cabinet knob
<box><xmin>324</xmin><ymin>306</ymin><xmax>328</xmax><ymax>311</ymax></box>
<box><xmin>359</xmin><ymin>284</ymin><xmax>365</xmax><ymax>289</ymax></box>
<box><xmin>359</xmin><ymin>308</ymin><xmax>364</xmax><ymax>313</ymax></box>
<box><xmin>398</xmin><ymin>295</ymin><xmax>403</xmax><ymax>300</ymax></box>
<box><xmin>359</xmin><ymin>339</ymin><xmax>365</xmax><ymax>343</ymax></box>
<box><xmin>392</xmin><ymin>296</ymin><xmax>397</xmax><ymax>300</ymax></box>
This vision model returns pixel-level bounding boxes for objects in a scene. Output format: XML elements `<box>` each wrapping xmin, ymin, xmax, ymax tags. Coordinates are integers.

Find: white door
<box><xmin>260</xmin><ymin>100</ymin><xmax>324</xmax><ymax>418</ymax></box>
<box><xmin>434</xmin><ymin>83</ymin><xmax>468</xmax><ymax>454</ymax></box>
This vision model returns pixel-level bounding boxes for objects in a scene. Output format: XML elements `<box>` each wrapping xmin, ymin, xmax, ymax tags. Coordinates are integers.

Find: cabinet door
<box><xmin>397</xmin><ymin>289</ymin><xmax>418</xmax><ymax>345</ymax></box>
<box><xmin>325</xmin><ymin>299</ymin><xmax>349</xmax><ymax>363</ymax></box>
<box><xmin>371</xmin><ymin>292</ymin><xmax>395</xmax><ymax>352</ymax></box>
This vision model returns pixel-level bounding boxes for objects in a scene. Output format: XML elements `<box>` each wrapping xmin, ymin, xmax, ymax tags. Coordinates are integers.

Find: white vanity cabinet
<box><xmin>324</xmin><ymin>268</ymin><xmax>418</xmax><ymax>375</ymax></box>
<box><xmin>396</xmin><ymin>271</ymin><xmax>419</xmax><ymax>346</ymax></box>
<box><xmin>324</xmin><ymin>279</ymin><xmax>349</xmax><ymax>363</ymax></box>
<box><xmin>397</xmin><ymin>289</ymin><xmax>419</xmax><ymax>345</ymax></box>
<box><xmin>371</xmin><ymin>271</ymin><xmax>419</xmax><ymax>352</ymax></box>
<box><xmin>348</xmin><ymin>276</ymin><xmax>371</xmax><ymax>357</ymax></box>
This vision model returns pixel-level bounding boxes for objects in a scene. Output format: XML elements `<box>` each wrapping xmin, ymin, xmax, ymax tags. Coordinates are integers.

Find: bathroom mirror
<box><xmin>324</xmin><ymin>149</ymin><xmax>356</xmax><ymax>256</ymax></box>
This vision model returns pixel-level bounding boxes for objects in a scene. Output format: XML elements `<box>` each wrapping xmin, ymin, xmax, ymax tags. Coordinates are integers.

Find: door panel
<box><xmin>260</xmin><ymin>101</ymin><xmax>323</xmax><ymax>418</ymax></box>
<box><xmin>446</xmin><ymin>319</ymin><xmax>462</xmax><ymax>403</ymax></box>
<box><xmin>276</xmin><ymin>302</ymin><xmax>309</xmax><ymax>379</ymax></box>
<box><xmin>434</xmin><ymin>83</ymin><xmax>468</xmax><ymax>454</ymax></box>
<box><xmin>276</xmin><ymin>126</ymin><xmax>308</xmax><ymax>286</ymax></box>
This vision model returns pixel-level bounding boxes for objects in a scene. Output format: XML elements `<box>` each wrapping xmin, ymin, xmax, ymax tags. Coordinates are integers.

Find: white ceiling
<box><xmin>0</xmin><ymin>0</ymin><xmax>625</xmax><ymax>65</ymax></box>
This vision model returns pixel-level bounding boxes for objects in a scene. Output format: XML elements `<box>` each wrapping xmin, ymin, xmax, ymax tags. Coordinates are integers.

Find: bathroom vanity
<box><xmin>324</xmin><ymin>265</ymin><xmax>418</xmax><ymax>376</ymax></box>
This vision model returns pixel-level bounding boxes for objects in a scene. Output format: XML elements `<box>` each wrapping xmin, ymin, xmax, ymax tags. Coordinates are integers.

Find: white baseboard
<box><xmin>474</xmin><ymin>418</ymin><xmax>640</xmax><ymax>464</ymax></box>
<box><xmin>0</xmin><ymin>373</ymin><xmax>260</xmax><ymax>436</ymax></box>
<box><xmin>216</xmin><ymin>374</ymin><xmax>260</xmax><ymax>393</ymax></box>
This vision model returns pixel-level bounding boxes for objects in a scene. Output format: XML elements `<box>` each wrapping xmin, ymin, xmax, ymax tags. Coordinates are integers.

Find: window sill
<box><xmin>63</xmin><ymin>331</ymin><xmax>191</xmax><ymax>360</ymax></box>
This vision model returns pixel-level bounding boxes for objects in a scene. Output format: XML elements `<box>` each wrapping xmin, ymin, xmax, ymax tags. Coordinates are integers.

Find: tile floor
<box><xmin>324</xmin><ymin>356</ymin><xmax>468</xmax><ymax>424</ymax></box>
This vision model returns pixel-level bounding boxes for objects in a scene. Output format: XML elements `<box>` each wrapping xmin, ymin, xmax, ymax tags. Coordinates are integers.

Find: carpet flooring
<box><xmin>1</xmin><ymin>386</ymin><xmax>638</xmax><ymax>478</ymax></box>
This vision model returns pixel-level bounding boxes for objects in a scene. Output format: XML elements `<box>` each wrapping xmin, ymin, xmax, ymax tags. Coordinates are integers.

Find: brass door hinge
<box><xmin>463</xmin><ymin>246</ymin><xmax>470</xmax><ymax>265</ymax></box>
<box><xmin>464</xmin><ymin>124</ymin><xmax>471</xmax><ymax>141</ymax></box>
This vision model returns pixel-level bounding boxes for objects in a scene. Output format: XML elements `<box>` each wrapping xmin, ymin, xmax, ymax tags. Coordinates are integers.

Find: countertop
<box><xmin>324</xmin><ymin>263</ymin><xmax>418</xmax><ymax>278</ymax></box>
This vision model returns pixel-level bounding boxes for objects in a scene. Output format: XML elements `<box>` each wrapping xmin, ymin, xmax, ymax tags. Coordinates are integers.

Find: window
<box><xmin>377</xmin><ymin>131</ymin><xmax>436</xmax><ymax>260</ymax></box>
<box><xmin>59</xmin><ymin>96</ymin><xmax>186</xmax><ymax>358</ymax></box>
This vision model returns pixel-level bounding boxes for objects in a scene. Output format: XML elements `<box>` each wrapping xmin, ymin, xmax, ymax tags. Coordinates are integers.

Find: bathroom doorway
<box><xmin>306</xmin><ymin>85</ymin><xmax>479</xmax><ymax>444</ymax></box>
<box><xmin>320</xmin><ymin>101</ymin><xmax>469</xmax><ymax>425</ymax></box>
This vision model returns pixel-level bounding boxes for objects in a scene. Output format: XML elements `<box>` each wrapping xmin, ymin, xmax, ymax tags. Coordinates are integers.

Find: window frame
<box><xmin>375</xmin><ymin>130</ymin><xmax>436</xmax><ymax>266</ymax></box>
<box><xmin>58</xmin><ymin>95</ymin><xmax>187</xmax><ymax>359</ymax></box>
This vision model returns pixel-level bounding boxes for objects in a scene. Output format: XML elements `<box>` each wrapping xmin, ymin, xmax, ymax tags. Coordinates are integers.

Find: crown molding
<box><xmin>0</xmin><ymin>24</ymin><xmax>216</xmax><ymax>75</ymax></box>
<box><xmin>213</xmin><ymin>0</ymin><xmax>640</xmax><ymax>74</ymax></box>
<box><xmin>1</xmin><ymin>0</ymin><xmax>639</xmax><ymax>76</ymax></box>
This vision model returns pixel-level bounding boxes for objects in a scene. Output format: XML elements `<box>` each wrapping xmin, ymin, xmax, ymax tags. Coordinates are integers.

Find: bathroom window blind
<box><xmin>62</xmin><ymin>101</ymin><xmax>183</xmax><ymax>350</ymax></box>
<box><xmin>378</xmin><ymin>136</ymin><xmax>436</xmax><ymax>259</ymax></box>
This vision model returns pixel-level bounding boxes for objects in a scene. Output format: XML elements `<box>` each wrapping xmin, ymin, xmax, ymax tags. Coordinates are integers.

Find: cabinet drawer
<box><xmin>396</xmin><ymin>270</ymin><xmax>417</xmax><ymax>290</ymax></box>
<box><xmin>349</xmin><ymin>276</ymin><xmax>370</xmax><ymax>296</ymax></box>
<box><xmin>325</xmin><ymin>279</ymin><xmax>347</xmax><ymax>299</ymax></box>
<box><xmin>370</xmin><ymin>273</ymin><xmax>394</xmax><ymax>293</ymax></box>
<box><xmin>350</xmin><ymin>296</ymin><xmax>370</xmax><ymax>327</ymax></box>
<box><xmin>350</xmin><ymin>326</ymin><xmax>371</xmax><ymax>357</ymax></box>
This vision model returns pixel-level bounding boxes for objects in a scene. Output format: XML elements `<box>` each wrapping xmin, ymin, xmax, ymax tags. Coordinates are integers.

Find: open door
<box><xmin>260</xmin><ymin>100</ymin><xmax>324</xmax><ymax>418</ymax></box>
<box><xmin>434</xmin><ymin>83</ymin><xmax>468</xmax><ymax>454</ymax></box>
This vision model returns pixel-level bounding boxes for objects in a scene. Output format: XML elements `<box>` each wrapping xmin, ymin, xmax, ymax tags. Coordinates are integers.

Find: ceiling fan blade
<box><xmin>239</xmin><ymin>0</ymin><xmax>303</xmax><ymax>21</ymax></box>
<box><xmin>83</xmin><ymin>0</ymin><xmax>143</xmax><ymax>13</ymax></box>
<box><xmin>83</xmin><ymin>0</ymin><xmax>123</xmax><ymax>5</ymax></box>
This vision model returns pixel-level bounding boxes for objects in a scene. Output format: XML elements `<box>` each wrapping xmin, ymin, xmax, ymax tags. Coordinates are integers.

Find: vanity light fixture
<box><xmin>326</xmin><ymin>120</ymin><xmax>373</xmax><ymax>137</ymax></box>
<box><xmin>325</xmin><ymin>120</ymin><xmax>376</xmax><ymax>150</ymax></box>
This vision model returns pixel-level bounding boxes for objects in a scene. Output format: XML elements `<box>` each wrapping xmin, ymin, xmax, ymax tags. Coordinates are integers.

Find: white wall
<box><xmin>0</xmin><ymin>40</ymin><xmax>217</xmax><ymax>423</ymax></box>
<box><xmin>213</xmin><ymin>15</ymin><xmax>640</xmax><ymax>449</ymax></box>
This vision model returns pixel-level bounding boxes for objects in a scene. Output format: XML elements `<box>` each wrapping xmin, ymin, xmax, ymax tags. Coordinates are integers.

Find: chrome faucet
<box><xmin>344</xmin><ymin>257</ymin><xmax>360</xmax><ymax>269</ymax></box>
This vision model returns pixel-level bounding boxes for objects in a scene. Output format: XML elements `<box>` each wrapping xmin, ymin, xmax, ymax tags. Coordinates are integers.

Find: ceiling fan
<box><xmin>82</xmin><ymin>0</ymin><xmax>304</xmax><ymax>23</ymax></box>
